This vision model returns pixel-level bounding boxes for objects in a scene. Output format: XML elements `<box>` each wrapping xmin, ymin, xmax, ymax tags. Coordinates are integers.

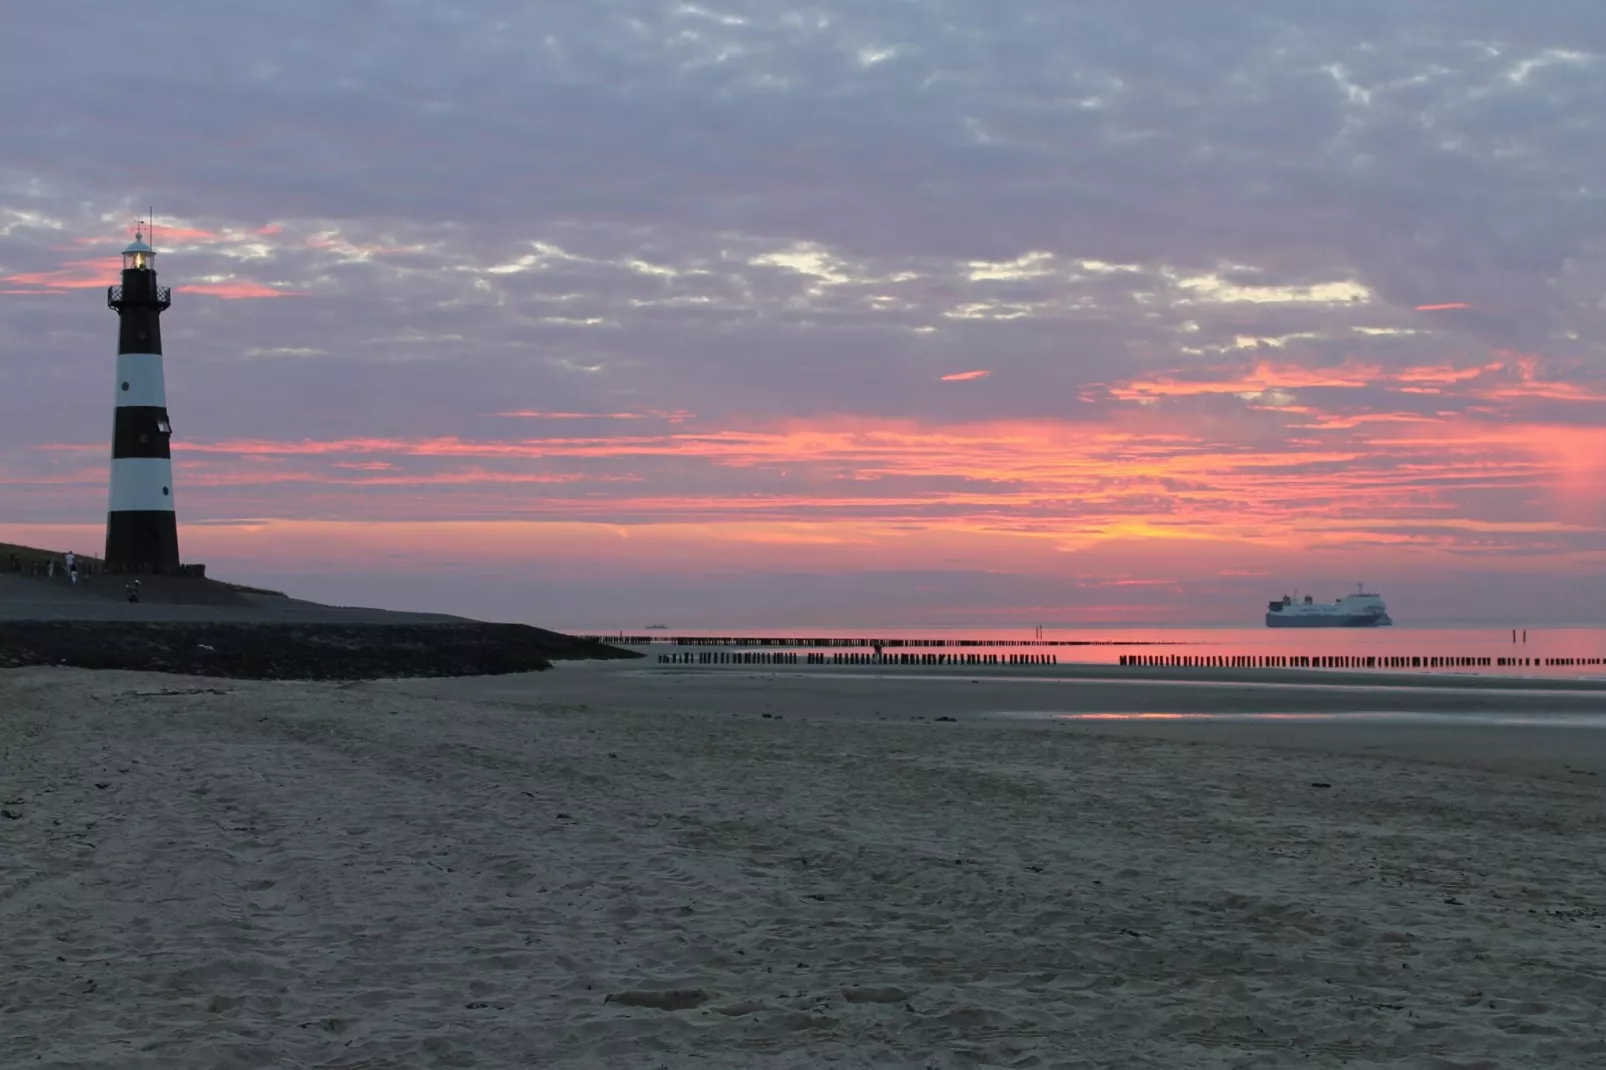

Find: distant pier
<box><xmin>657</xmin><ymin>651</ymin><xmax>1057</xmax><ymax>666</ymax></box>
<box><xmin>635</xmin><ymin>645</ymin><xmax>1606</xmax><ymax>673</ymax></box>
<box><xmin>592</xmin><ymin>634</ymin><xmax>1167</xmax><ymax>649</ymax></box>
<box><xmin>597</xmin><ymin>633</ymin><xmax>1606</xmax><ymax>674</ymax></box>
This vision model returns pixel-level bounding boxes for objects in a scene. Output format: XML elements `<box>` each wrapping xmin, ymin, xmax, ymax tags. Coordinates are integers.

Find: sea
<box><xmin>585</xmin><ymin>624</ymin><xmax>1606</xmax><ymax>679</ymax></box>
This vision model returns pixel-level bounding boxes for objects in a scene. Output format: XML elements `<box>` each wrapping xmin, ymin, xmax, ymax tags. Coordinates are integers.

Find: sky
<box><xmin>6</xmin><ymin>0</ymin><xmax>1606</xmax><ymax>627</ymax></box>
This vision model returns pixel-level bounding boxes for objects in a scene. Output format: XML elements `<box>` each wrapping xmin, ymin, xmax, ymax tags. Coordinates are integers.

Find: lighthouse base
<box><xmin>105</xmin><ymin>510</ymin><xmax>182</xmax><ymax>573</ymax></box>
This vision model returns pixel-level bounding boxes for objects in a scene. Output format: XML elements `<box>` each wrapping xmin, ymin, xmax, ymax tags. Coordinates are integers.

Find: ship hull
<box><xmin>1266</xmin><ymin>613</ymin><xmax>1392</xmax><ymax>628</ymax></box>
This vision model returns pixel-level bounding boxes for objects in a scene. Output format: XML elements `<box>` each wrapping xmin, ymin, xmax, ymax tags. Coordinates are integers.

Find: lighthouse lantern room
<box><xmin>124</xmin><ymin>235</ymin><xmax>153</xmax><ymax>270</ymax></box>
<box><xmin>104</xmin><ymin>224</ymin><xmax>181</xmax><ymax>572</ymax></box>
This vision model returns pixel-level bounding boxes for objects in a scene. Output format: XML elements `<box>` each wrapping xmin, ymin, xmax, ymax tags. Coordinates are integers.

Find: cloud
<box><xmin>6</xmin><ymin>0</ymin><xmax>1606</xmax><ymax>621</ymax></box>
<box><xmin>488</xmin><ymin>409</ymin><xmax>695</xmax><ymax>422</ymax></box>
<box><xmin>179</xmin><ymin>282</ymin><xmax>302</xmax><ymax>300</ymax></box>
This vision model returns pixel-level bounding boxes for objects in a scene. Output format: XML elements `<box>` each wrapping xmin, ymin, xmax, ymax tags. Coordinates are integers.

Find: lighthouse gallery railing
<box><xmin>107</xmin><ymin>285</ymin><xmax>172</xmax><ymax>310</ymax></box>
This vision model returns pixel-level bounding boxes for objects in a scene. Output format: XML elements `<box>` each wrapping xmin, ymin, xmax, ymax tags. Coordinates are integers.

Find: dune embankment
<box><xmin>0</xmin><ymin>620</ymin><xmax>634</xmax><ymax>679</ymax></box>
<box><xmin>0</xmin><ymin>571</ymin><xmax>635</xmax><ymax>679</ymax></box>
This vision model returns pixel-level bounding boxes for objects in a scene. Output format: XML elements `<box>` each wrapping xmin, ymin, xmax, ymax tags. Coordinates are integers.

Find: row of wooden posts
<box><xmin>656</xmin><ymin>651</ymin><xmax>1060</xmax><ymax>666</ymax></box>
<box><xmin>642</xmin><ymin>642</ymin><xmax>1606</xmax><ymax>668</ymax></box>
<box><xmin>1118</xmin><ymin>654</ymin><xmax>1606</xmax><ymax>669</ymax></box>
<box><xmin>652</xmin><ymin>650</ymin><xmax>1603</xmax><ymax>670</ymax></box>
<box><xmin>609</xmin><ymin>635</ymin><xmax>1112</xmax><ymax>648</ymax></box>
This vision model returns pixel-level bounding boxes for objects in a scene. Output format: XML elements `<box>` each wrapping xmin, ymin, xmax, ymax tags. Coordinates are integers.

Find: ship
<box><xmin>1266</xmin><ymin>585</ymin><xmax>1392</xmax><ymax>628</ymax></box>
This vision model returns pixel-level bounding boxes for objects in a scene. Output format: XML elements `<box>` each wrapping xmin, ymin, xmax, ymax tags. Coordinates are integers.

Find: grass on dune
<box><xmin>0</xmin><ymin>542</ymin><xmax>285</xmax><ymax>598</ymax></box>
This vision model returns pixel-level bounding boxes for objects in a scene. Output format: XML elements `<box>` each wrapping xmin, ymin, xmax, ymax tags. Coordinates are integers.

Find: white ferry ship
<box><xmin>1266</xmin><ymin>585</ymin><xmax>1392</xmax><ymax>628</ymax></box>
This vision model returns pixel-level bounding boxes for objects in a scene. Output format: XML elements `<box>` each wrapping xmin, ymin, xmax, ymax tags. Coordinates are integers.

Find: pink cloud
<box><xmin>67</xmin><ymin>226</ymin><xmax>233</xmax><ymax>249</ymax></box>
<box><xmin>179</xmin><ymin>282</ymin><xmax>302</xmax><ymax>299</ymax></box>
<box><xmin>488</xmin><ymin>409</ymin><xmax>695</xmax><ymax>422</ymax></box>
<box><xmin>2</xmin><ymin>259</ymin><xmax>118</xmax><ymax>291</ymax></box>
<box><xmin>941</xmin><ymin>370</ymin><xmax>991</xmax><ymax>382</ymax></box>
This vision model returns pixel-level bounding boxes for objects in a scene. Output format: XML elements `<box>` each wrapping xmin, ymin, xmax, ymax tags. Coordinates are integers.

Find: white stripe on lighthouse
<box><xmin>108</xmin><ymin>458</ymin><xmax>176</xmax><ymax>512</ymax></box>
<box><xmin>114</xmin><ymin>353</ymin><xmax>168</xmax><ymax>408</ymax></box>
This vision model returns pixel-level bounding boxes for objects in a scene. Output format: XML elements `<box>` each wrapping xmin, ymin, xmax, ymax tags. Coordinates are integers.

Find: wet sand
<box><xmin>411</xmin><ymin>657</ymin><xmax>1606</xmax><ymax>718</ymax></box>
<box><xmin>4</xmin><ymin>663</ymin><xmax>1604</xmax><ymax>1067</ymax></box>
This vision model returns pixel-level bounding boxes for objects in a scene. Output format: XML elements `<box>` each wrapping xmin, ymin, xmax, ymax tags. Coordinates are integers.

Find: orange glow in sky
<box><xmin>7</xmin><ymin>231</ymin><xmax>1606</xmax><ymax>625</ymax></box>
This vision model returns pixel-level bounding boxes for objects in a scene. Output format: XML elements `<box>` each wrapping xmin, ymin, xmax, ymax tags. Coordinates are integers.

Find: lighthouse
<box><xmin>104</xmin><ymin>227</ymin><xmax>181</xmax><ymax>572</ymax></box>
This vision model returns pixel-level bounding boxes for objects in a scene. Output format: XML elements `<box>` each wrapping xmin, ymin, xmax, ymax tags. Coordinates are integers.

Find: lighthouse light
<box><xmin>122</xmin><ymin>230</ymin><xmax>155</xmax><ymax>271</ymax></box>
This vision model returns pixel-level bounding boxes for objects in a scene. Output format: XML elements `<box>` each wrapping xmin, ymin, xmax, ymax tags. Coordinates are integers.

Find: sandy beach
<box><xmin>5</xmin><ymin>662</ymin><xmax>1606</xmax><ymax>1068</ymax></box>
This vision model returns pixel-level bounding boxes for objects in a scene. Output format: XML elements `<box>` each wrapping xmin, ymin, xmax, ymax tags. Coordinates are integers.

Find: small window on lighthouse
<box><xmin>157</xmin><ymin>418</ymin><xmax>171</xmax><ymax>434</ymax></box>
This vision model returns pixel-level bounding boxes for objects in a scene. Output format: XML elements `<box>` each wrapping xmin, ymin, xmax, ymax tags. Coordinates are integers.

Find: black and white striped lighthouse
<box><xmin>104</xmin><ymin>227</ymin><xmax>181</xmax><ymax>572</ymax></box>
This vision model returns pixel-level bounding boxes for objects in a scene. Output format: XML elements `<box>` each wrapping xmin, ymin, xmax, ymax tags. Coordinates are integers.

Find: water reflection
<box><xmin>1000</xmin><ymin>711</ymin><xmax>1606</xmax><ymax>727</ymax></box>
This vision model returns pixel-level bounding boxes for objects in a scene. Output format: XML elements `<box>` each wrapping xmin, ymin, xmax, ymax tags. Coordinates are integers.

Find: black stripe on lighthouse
<box><xmin>118</xmin><ymin>298</ymin><xmax>163</xmax><ymax>354</ymax></box>
<box><xmin>105</xmin><ymin>231</ymin><xmax>181</xmax><ymax>572</ymax></box>
<box><xmin>112</xmin><ymin>407</ymin><xmax>174</xmax><ymax>458</ymax></box>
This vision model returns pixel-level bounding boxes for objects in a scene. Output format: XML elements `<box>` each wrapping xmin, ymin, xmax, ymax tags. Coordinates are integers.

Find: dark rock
<box><xmin>712</xmin><ymin>999</ymin><xmax>767</xmax><ymax>1016</ymax></box>
<box><xmin>603</xmin><ymin>988</ymin><xmax>709</xmax><ymax>1011</ymax></box>
<box><xmin>842</xmin><ymin>986</ymin><xmax>913</xmax><ymax>1004</ymax></box>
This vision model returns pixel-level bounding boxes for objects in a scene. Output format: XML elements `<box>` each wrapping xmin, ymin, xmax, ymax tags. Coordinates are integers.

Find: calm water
<box><xmin>1018</xmin><ymin>711</ymin><xmax>1606</xmax><ymax>727</ymax></box>
<box><xmin>588</xmin><ymin>624</ymin><xmax>1606</xmax><ymax>678</ymax></box>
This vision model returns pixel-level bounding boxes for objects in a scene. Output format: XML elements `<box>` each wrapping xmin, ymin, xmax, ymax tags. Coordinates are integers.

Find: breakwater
<box><xmin>1119</xmin><ymin>654</ymin><xmax>1606</xmax><ymax>670</ymax></box>
<box><xmin>654</xmin><ymin>649</ymin><xmax>1605</xmax><ymax>672</ymax></box>
<box><xmin>657</xmin><ymin>651</ymin><xmax>1058</xmax><ymax>666</ymax></box>
<box><xmin>600</xmin><ymin>635</ymin><xmax>1161</xmax><ymax>649</ymax></box>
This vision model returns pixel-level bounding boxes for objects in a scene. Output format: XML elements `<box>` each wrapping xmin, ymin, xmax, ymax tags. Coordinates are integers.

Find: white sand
<box><xmin>4</xmin><ymin>663</ymin><xmax>1606</xmax><ymax>1068</ymax></box>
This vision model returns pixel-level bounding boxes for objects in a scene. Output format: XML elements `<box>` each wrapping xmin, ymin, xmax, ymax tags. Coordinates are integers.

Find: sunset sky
<box><xmin>6</xmin><ymin>1</ymin><xmax>1606</xmax><ymax>627</ymax></box>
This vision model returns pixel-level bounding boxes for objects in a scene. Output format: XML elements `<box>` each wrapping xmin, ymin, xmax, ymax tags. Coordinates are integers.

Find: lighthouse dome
<box><xmin>122</xmin><ymin>231</ymin><xmax>155</xmax><ymax>270</ymax></box>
